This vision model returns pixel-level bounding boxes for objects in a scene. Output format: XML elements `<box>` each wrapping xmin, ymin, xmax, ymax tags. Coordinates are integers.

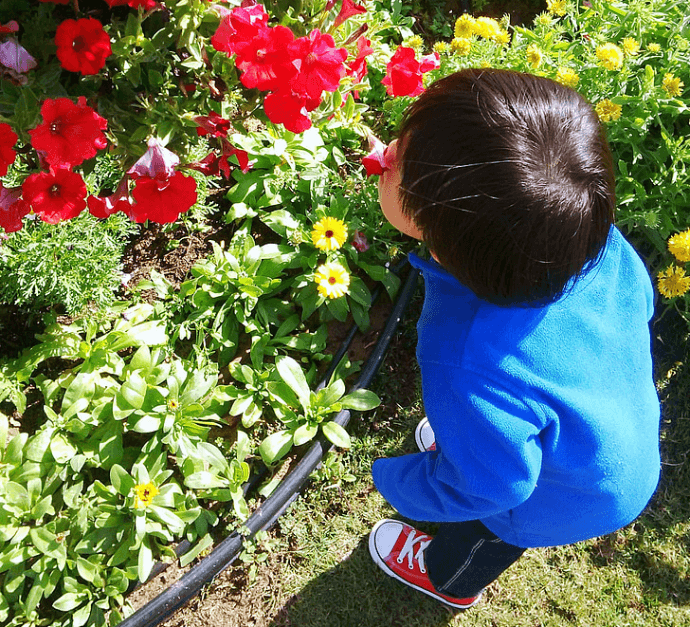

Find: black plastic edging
<box><xmin>118</xmin><ymin>264</ymin><xmax>420</xmax><ymax>627</ymax></box>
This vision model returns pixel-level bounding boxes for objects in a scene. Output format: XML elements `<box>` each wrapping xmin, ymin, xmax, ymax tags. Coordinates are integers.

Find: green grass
<box><xmin>195</xmin><ymin>291</ymin><xmax>690</xmax><ymax>627</ymax></box>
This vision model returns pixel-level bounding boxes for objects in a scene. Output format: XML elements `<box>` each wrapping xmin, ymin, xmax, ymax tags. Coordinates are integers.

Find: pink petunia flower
<box><xmin>127</xmin><ymin>137</ymin><xmax>180</xmax><ymax>181</ymax></box>
<box><xmin>362</xmin><ymin>134</ymin><xmax>391</xmax><ymax>177</ymax></box>
<box><xmin>333</xmin><ymin>0</ymin><xmax>367</xmax><ymax>30</ymax></box>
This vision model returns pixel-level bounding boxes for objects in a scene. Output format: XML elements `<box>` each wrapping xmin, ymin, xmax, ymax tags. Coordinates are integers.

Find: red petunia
<box><xmin>362</xmin><ymin>134</ymin><xmax>391</xmax><ymax>177</ymax></box>
<box><xmin>264</xmin><ymin>91</ymin><xmax>316</xmax><ymax>134</ymax></box>
<box><xmin>28</xmin><ymin>97</ymin><xmax>108</xmax><ymax>168</ymax></box>
<box><xmin>22</xmin><ymin>166</ymin><xmax>87</xmax><ymax>224</ymax></box>
<box><xmin>332</xmin><ymin>0</ymin><xmax>367</xmax><ymax>30</ymax></box>
<box><xmin>103</xmin><ymin>0</ymin><xmax>157</xmax><ymax>8</ymax></box>
<box><xmin>211</xmin><ymin>3</ymin><xmax>269</xmax><ymax>57</ymax></box>
<box><xmin>288</xmin><ymin>29</ymin><xmax>348</xmax><ymax>101</ymax></box>
<box><xmin>419</xmin><ymin>51</ymin><xmax>441</xmax><ymax>73</ymax></box>
<box><xmin>235</xmin><ymin>25</ymin><xmax>296</xmax><ymax>91</ymax></box>
<box><xmin>195</xmin><ymin>111</ymin><xmax>232</xmax><ymax>137</ymax></box>
<box><xmin>381</xmin><ymin>46</ymin><xmax>427</xmax><ymax>98</ymax></box>
<box><xmin>55</xmin><ymin>18</ymin><xmax>112</xmax><ymax>76</ymax></box>
<box><xmin>130</xmin><ymin>172</ymin><xmax>197</xmax><ymax>224</ymax></box>
<box><xmin>87</xmin><ymin>177</ymin><xmax>133</xmax><ymax>219</ymax></box>
<box><xmin>0</xmin><ymin>21</ymin><xmax>19</xmax><ymax>34</ymax></box>
<box><xmin>0</xmin><ymin>123</ymin><xmax>18</xmax><ymax>176</ymax></box>
<box><xmin>0</xmin><ymin>184</ymin><xmax>30</xmax><ymax>234</ymax></box>
<box><xmin>347</xmin><ymin>36</ymin><xmax>373</xmax><ymax>83</ymax></box>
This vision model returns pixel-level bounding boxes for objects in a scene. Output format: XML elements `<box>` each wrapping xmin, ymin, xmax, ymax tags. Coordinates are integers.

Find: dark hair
<box><xmin>398</xmin><ymin>68</ymin><xmax>615</xmax><ymax>304</ymax></box>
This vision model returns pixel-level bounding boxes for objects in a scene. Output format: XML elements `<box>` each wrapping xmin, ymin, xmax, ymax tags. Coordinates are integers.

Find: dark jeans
<box><xmin>425</xmin><ymin>520</ymin><xmax>526</xmax><ymax>599</ymax></box>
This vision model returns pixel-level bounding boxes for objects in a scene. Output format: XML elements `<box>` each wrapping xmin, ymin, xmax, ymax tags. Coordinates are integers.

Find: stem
<box><xmin>72</xmin><ymin>0</ymin><xmax>80</xmax><ymax>15</ymax></box>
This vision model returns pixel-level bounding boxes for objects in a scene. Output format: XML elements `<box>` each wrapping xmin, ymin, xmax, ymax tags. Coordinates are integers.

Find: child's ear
<box><xmin>385</xmin><ymin>138</ymin><xmax>399</xmax><ymax>169</ymax></box>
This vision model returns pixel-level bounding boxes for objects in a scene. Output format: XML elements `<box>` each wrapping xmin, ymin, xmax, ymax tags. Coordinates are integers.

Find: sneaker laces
<box><xmin>396</xmin><ymin>529</ymin><xmax>432</xmax><ymax>573</ymax></box>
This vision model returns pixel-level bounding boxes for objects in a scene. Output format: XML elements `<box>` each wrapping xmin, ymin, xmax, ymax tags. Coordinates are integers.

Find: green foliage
<box><xmin>0</xmin><ymin>213</ymin><xmax>136</xmax><ymax>314</ymax></box>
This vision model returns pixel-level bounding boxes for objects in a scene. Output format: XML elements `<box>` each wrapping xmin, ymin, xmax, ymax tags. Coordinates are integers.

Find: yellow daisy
<box><xmin>526</xmin><ymin>44</ymin><xmax>543</xmax><ymax>68</ymax></box>
<box><xmin>451</xmin><ymin>37</ymin><xmax>472</xmax><ymax>55</ymax></box>
<box><xmin>662</xmin><ymin>73</ymin><xmax>684</xmax><ymax>98</ymax></box>
<box><xmin>474</xmin><ymin>17</ymin><xmax>503</xmax><ymax>41</ymax></box>
<box><xmin>315</xmin><ymin>262</ymin><xmax>350</xmax><ymax>299</ymax></box>
<box><xmin>311</xmin><ymin>217</ymin><xmax>348</xmax><ymax>251</ymax></box>
<box><xmin>546</xmin><ymin>0</ymin><xmax>567</xmax><ymax>16</ymax></box>
<box><xmin>535</xmin><ymin>12</ymin><xmax>553</xmax><ymax>27</ymax></box>
<box><xmin>406</xmin><ymin>35</ymin><xmax>423</xmax><ymax>49</ymax></box>
<box><xmin>555</xmin><ymin>67</ymin><xmax>579</xmax><ymax>88</ymax></box>
<box><xmin>594</xmin><ymin>99</ymin><xmax>622</xmax><ymax>122</ymax></box>
<box><xmin>454</xmin><ymin>14</ymin><xmax>475</xmax><ymax>39</ymax></box>
<box><xmin>433</xmin><ymin>41</ymin><xmax>450</xmax><ymax>54</ymax></box>
<box><xmin>668</xmin><ymin>229</ymin><xmax>690</xmax><ymax>262</ymax></box>
<box><xmin>622</xmin><ymin>37</ymin><xmax>640</xmax><ymax>57</ymax></box>
<box><xmin>134</xmin><ymin>482</ymin><xmax>159</xmax><ymax>509</ymax></box>
<box><xmin>596</xmin><ymin>43</ymin><xmax>624</xmax><ymax>71</ymax></box>
<box><xmin>647</xmin><ymin>43</ymin><xmax>661</xmax><ymax>53</ymax></box>
<box><xmin>657</xmin><ymin>266</ymin><xmax>690</xmax><ymax>298</ymax></box>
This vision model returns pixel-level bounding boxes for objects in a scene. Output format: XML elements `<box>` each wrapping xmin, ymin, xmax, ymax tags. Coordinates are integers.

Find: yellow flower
<box><xmin>311</xmin><ymin>217</ymin><xmax>348</xmax><ymax>251</ymax></box>
<box><xmin>596</xmin><ymin>43</ymin><xmax>624</xmax><ymax>71</ymax></box>
<box><xmin>134</xmin><ymin>482</ymin><xmax>159</xmax><ymax>509</ymax></box>
<box><xmin>595</xmin><ymin>99</ymin><xmax>622</xmax><ymax>122</ymax></box>
<box><xmin>647</xmin><ymin>43</ymin><xmax>661</xmax><ymax>53</ymax></box>
<box><xmin>406</xmin><ymin>35</ymin><xmax>423</xmax><ymax>49</ymax></box>
<box><xmin>473</xmin><ymin>16</ymin><xmax>502</xmax><ymax>41</ymax></box>
<box><xmin>622</xmin><ymin>37</ymin><xmax>640</xmax><ymax>57</ymax></box>
<box><xmin>315</xmin><ymin>262</ymin><xmax>350</xmax><ymax>299</ymax></box>
<box><xmin>167</xmin><ymin>398</ymin><xmax>179</xmax><ymax>411</ymax></box>
<box><xmin>535</xmin><ymin>12</ymin><xmax>553</xmax><ymax>27</ymax></box>
<box><xmin>662</xmin><ymin>73</ymin><xmax>684</xmax><ymax>98</ymax></box>
<box><xmin>555</xmin><ymin>67</ymin><xmax>579</xmax><ymax>88</ymax></box>
<box><xmin>433</xmin><ymin>41</ymin><xmax>450</xmax><ymax>54</ymax></box>
<box><xmin>668</xmin><ymin>229</ymin><xmax>690</xmax><ymax>262</ymax></box>
<box><xmin>657</xmin><ymin>266</ymin><xmax>690</xmax><ymax>298</ymax></box>
<box><xmin>494</xmin><ymin>29</ymin><xmax>511</xmax><ymax>46</ymax></box>
<box><xmin>546</xmin><ymin>0</ymin><xmax>567</xmax><ymax>16</ymax></box>
<box><xmin>451</xmin><ymin>37</ymin><xmax>472</xmax><ymax>55</ymax></box>
<box><xmin>526</xmin><ymin>44</ymin><xmax>543</xmax><ymax>68</ymax></box>
<box><xmin>454</xmin><ymin>14</ymin><xmax>475</xmax><ymax>39</ymax></box>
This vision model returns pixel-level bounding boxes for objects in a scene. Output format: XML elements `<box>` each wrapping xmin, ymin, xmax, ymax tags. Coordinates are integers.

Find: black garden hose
<box><xmin>119</xmin><ymin>262</ymin><xmax>420</xmax><ymax>627</ymax></box>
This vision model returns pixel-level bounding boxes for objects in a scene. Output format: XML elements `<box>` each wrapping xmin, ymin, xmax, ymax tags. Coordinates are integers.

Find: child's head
<box><xmin>379</xmin><ymin>68</ymin><xmax>616</xmax><ymax>304</ymax></box>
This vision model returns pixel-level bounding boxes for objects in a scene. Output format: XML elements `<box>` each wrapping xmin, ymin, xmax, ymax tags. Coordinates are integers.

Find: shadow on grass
<box><xmin>268</xmin><ymin>534</ymin><xmax>465</xmax><ymax>627</ymax></box>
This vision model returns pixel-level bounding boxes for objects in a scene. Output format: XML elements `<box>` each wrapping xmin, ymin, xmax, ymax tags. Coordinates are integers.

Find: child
<box><xmin>368</xmin><ymin>69</ymin><xmax>661</xmax><ymax>609</ymax></box>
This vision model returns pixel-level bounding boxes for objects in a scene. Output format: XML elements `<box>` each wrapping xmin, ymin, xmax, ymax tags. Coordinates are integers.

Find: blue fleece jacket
<box><xmin>372</xmin><ymin>227</ymin><xmax>661</xmax><ymax>548</ymax></box>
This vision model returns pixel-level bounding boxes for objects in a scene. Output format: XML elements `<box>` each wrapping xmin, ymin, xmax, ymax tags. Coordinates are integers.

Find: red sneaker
<box><xmin>414</xmin><ymin>417</ymin><xmax>436</xmax><ymax>452</ymax></box>
<box><xmin>368</xmin><ymin>519</ymin><xmax>482</xmax><ymax>609</ymax></box>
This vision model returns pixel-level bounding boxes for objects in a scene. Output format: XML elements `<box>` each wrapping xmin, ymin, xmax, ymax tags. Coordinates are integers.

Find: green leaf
<box><xmin>137</xmin><ymin>541</ymin><xmax>154</xmax><ymax>583</ymax></box>
<box><xmin>50</xmin><ymin>434</ymin><xmax>77</xmax><ymax>464</ymax></box>
<box><xmin>317</xmin><ymin>379</ymin><xmax>346</xmax><ymax>407</ymax></box>
<box><xmin>121</xmin><ymin>372</ymin><xmax>147</xmax><ymax>409</ymax></box>
<box><xmin>292</xmin><ymin>422</ymin><xmax>318</xmax><ymax>446</ymax></box>
<box><xmin>53</xmin><ymin>591</ymin><xmax>89</xmax><ymax>612</ymax></box>
<box><xmin>110</xmin><ymin>465</ymin><xmax>135</xmax><ymax>497</ymax></box>
<box><xmin>129</xmin><ymin>414</ymin><xmax>161</xmax><ymax>433</ymax></box>
<box><xmin>184</xmin><ymin>471</ymin><xmax>228</xmax><ymax>490</ymax></box>
<box><xmin>275</xmin><ymin>356</ymin><xmax>311</xmax><ymax>411</ymax></box>
<box><xmin>339</xmin><ymin>389</ymin><xmax>381</xmax><ymax>411</ymax></box>
<box><xmin>322</xmin><ymin>421</ymin><xmax>351</xmax><ymax>449</ymax></box>
<box><xmin>179</xmin><ymin>533</ymin><xmax>214</xmax><ymax>568</ymax></box>
<box><xmin>258</xmin><ymin>430</ymin><xmax>293</xmax><ymax>465</ymax></box>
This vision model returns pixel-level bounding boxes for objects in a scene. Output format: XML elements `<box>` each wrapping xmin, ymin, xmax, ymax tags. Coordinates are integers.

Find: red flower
<box><xmin>195</xmin><ymin>111</ymin><xmax>231</xmax><ymax>137</ymax></box>
<box><xmin>0</xmin><ymin>21</ymin><xmax>19</xmax><ymax>34</ymax></box>
<box><xmin>130</xmin><ymin>172</ymin><xmax>197</xmax><ymax>224</ymax></box>
<box><xmin>103</xmin><ymin>0</ymin><xmax>157</xmax><ymax>7</ymax></box>
<box><xmin>22</xmin><ymin>167</ymin><xmax>87</xmax><ymax>224</ymax></box>
<box><xmin>0</xmin><ymin>184</ymin><xmax>30</xmax><ymax>234</ymax></box>
<box><xmin>381</xmin><ymin>46</ymin><xmax>426</xmax><ymax>98</ymax></box>
<box><xmin>288</xmin><ymin>29</ymin><xmax>348</xmax><ymax>101</ymax></box>
<box><xmin>87</xmin><ymin>178</ymin><xmax>132</xmax><ymax>219</ymax></box>
<box><xmin>28</xmin><ymin>97</ymin><xmax>108</xmax><ymax>168</ymax></box>
<box><xmin>211</xmin><ymin>3</ymin><xmax>269</xmax><ymax>57</ymax></box>
<box><xmin>0</xmin><ymin>123</ymin><xmax>17</xmax><ymax>177</ymax></box>
<box><xmin>127</xmin><ymin>137</ymin><xmax>180</xmax><ymax>181</ymax></box>
<box><xmin>235</xmin><ymin>25</ymin><xmax>296</xmax><ymax>91</ymax></box>
<box><xmin>333</xmin><ymin>0</ymin><xmax>367</xmax><ymax>30</ymax></box>
<box><xmin>264</xmin><ymin>91</ymin><xmax>316</xmax><ymax>134</ymax></box>
<box><xmin>362</xmin><ymin>134</ymin><xmax>391</xmax><ymax>177</ymax></box>
<box><xmin>55</xmin><ymin>18</ymin><xmax>112</xmax><ymax>76</ymax></box>
<box><xmin>347</xmin><ymin>36</ymin><xmax>373</xmax><ymax>83</ymax></box>
<box><xmin>419</xmin><ymin>52</ymin><xmax>441</xmax><ymax>73</ymax></box>
<box><xmin>187</xmin><ymin>140</ymin><xmax>253</xmax><ymax>179</ymax></box>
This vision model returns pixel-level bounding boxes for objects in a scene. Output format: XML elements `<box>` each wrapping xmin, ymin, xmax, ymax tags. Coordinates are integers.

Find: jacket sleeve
<box><xmin>372</xmin><ymin>363</ymin><xmax>545</xmax><ymax>522</ymax></box>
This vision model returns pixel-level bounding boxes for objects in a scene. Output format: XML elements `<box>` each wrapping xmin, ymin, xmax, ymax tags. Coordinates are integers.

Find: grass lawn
<box><xmin>166</xmin><ymin>288</ymin><xmax>690</xmax><ymax>627</ymax></box>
